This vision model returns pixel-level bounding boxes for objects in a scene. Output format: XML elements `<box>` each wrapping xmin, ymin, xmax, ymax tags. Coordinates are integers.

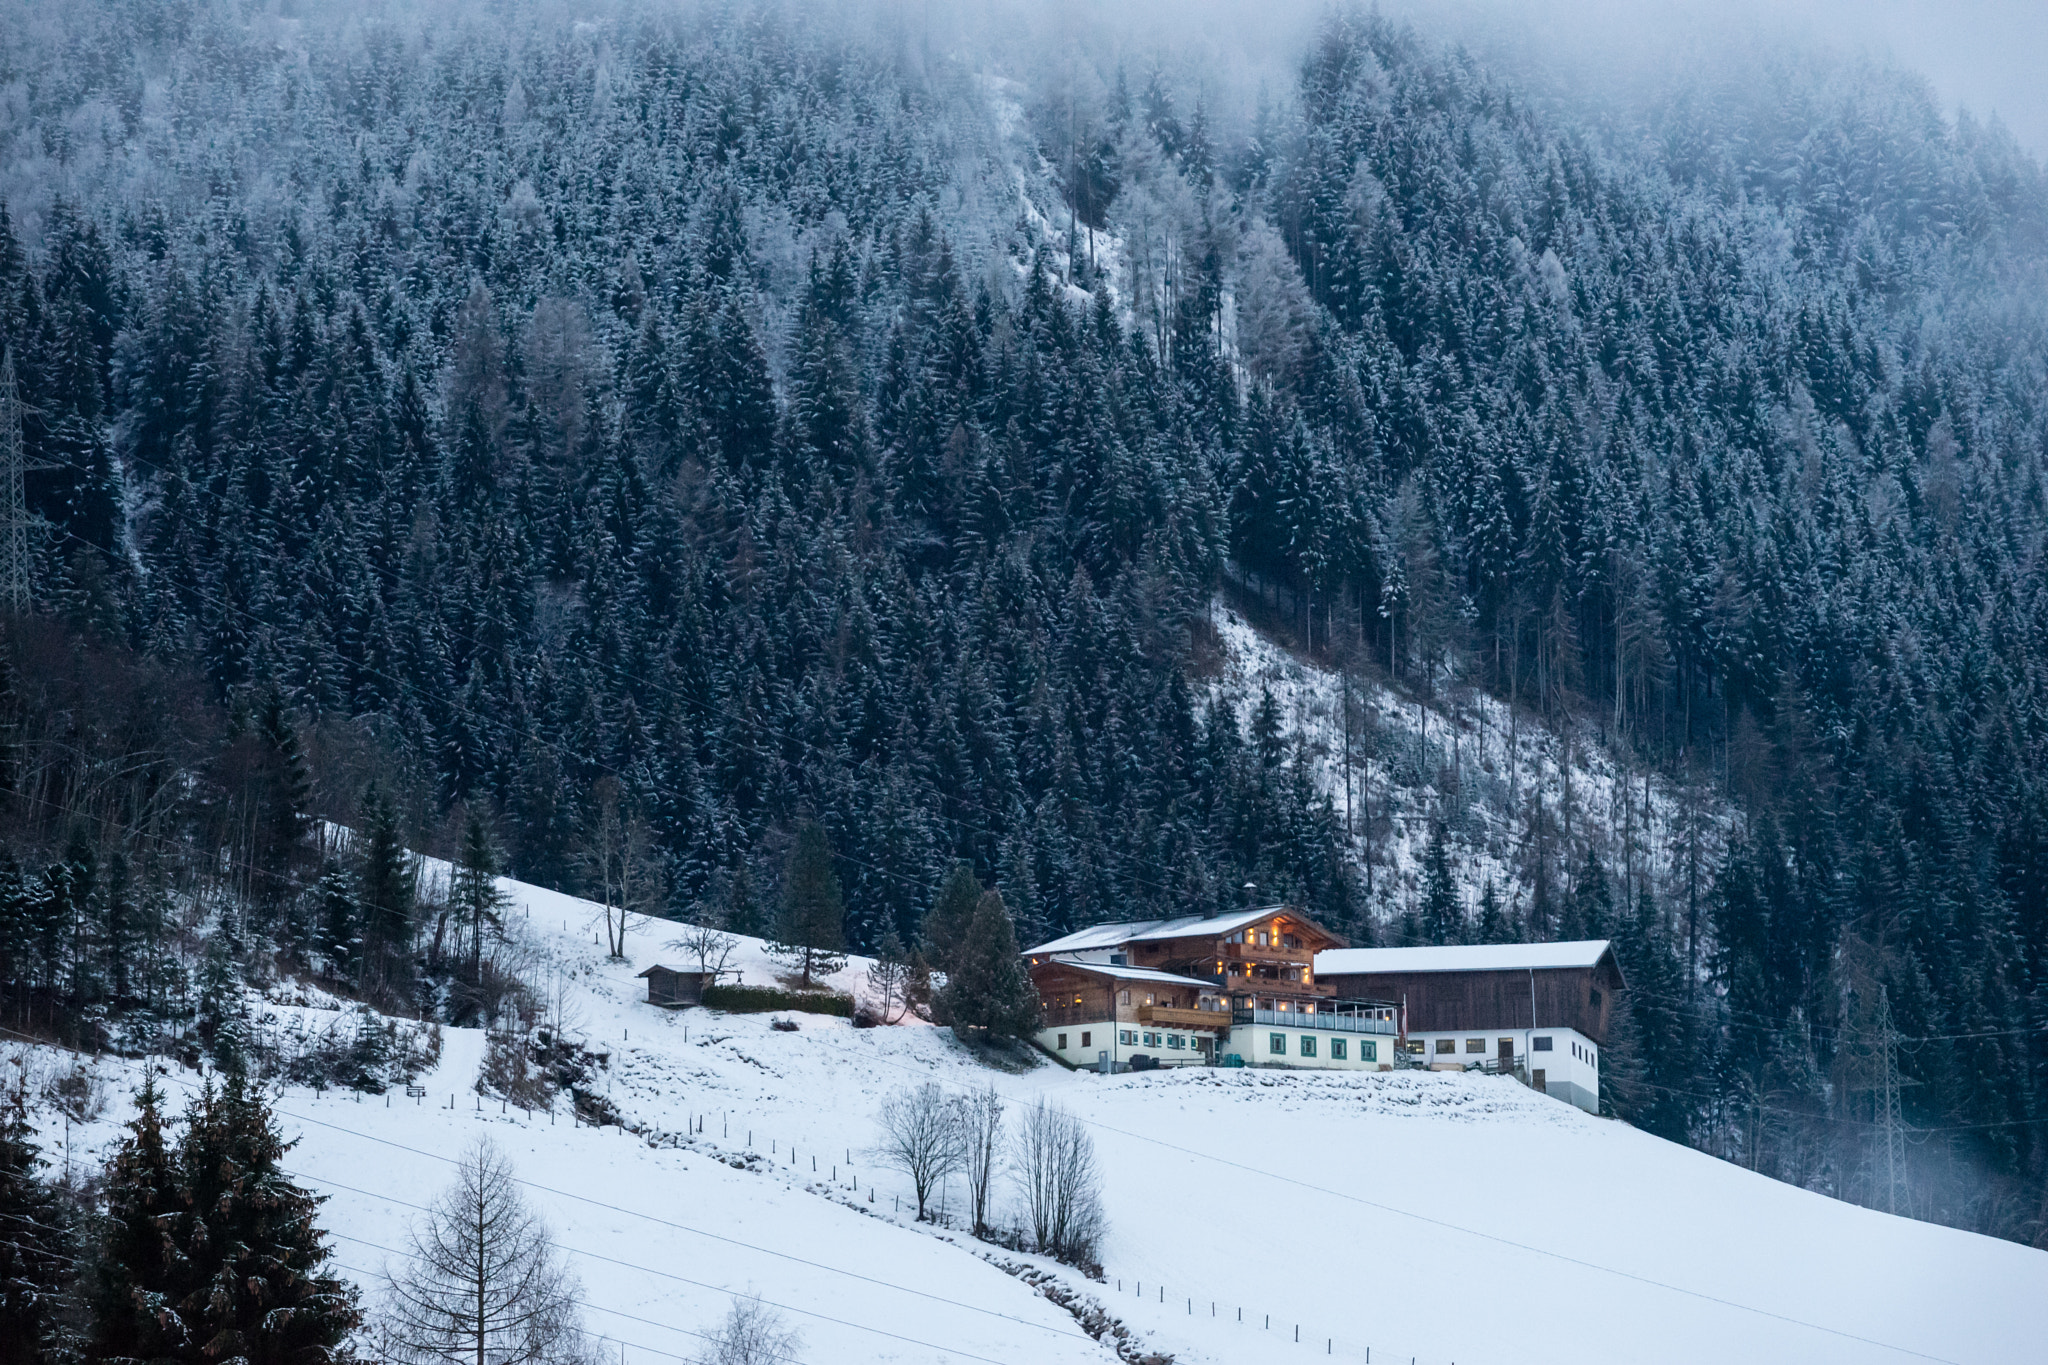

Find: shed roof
<box><xmin>1315</xmin><ymin>941</ymin><xmax>1618</xmax><ymax>977</ymax></box>
<box><xmin>1025</xmin><ymin>905</ymin><xmax>1338</xmax><ymax>956</ymax></box>
<box><xmin>1035</xmin><ymin>956</ymin><xmax>1215</xmax><ymax>989</ymax></box>
<box><xmin>635</xmin><ymin>963</ymin><xmax>710</xmax><ymax>978</ymax></box>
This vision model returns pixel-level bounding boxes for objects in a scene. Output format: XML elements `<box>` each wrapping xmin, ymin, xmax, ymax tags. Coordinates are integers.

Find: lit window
<box><xmin>1534</xmin><ymin>1036</ymin><xmax>1553</xmax><ymax>1052</ymax></box>
<box><xmin>1465</xmin><ymin>1038</ymin><xmax>1484</xmax><ymax>1054</ymax></box>
<box><xmin>1080</xmin><ymin>1032</ymin><xmax>1091</xmax><ymax>1048</ymax></box>
<box><xmin>1270</xmin><ymin>1033</ymin><xmax>1287</xmax><ymax>1055</ymax></box>
<box><xmin>1057</xmin><ymin>1034</ymin><xmax>1068</xmax><ymax>1050</ymax></box>
<box><xmin>1145</xmin><ymin>993</ymin><xmax>1155</xmax><ymax>1006</ymax></box>
<box><xmin>1331</xmin><ymin>1038</ymin><xmax>1348</xmax><ymax>1061</ymax></box>
<box><xmin>1435</xmin><ymin>1039</ymin><xmax>1456</xmax><ymax>1054</ymax></box>
<box><xmin>1362</xmin><ymin>1041</ymin><xmax>1377</xmax><ymax>1062</ymax></box>
<box><xmin>1300</xmin><ymin>1036</ymin><xmax>1317</xmax><ymax>1058</ymax></box>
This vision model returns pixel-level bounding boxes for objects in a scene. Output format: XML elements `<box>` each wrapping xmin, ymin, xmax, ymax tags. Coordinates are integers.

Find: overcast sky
<box><xmin>1450</xmin><ymin>0</ymin><xmax>2048</xmax><ymax>156</ymax></box>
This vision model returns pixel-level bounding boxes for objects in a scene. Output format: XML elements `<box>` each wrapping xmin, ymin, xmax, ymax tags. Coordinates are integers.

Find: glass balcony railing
<box><xmin>1230</xmin><ymin>1006</ymin><xmax>1400</xmax><ymax>1034</ymax></box>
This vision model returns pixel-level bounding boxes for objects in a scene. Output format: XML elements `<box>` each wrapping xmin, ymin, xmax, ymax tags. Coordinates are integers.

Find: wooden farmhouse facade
<box><xmin>1025</xmin><ymin>907</ymin><xmax>1400</xmax><ymax>1071</ymax></box>
<box><xmin>1314</xmin><ymin>941</ymin><xmax>1626</xmax><ymax>1112</ymax></box>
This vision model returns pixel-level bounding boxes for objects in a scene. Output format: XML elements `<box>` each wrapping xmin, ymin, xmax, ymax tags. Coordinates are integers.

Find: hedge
<box><xmin>701</xmin><ymin>984</ymin><xmax>854</xmax><ymax>1017</ymax></box>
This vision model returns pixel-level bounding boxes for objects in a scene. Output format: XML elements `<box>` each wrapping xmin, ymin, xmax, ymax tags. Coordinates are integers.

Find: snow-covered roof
<box><xmin>1036</xmin><ymin>956</ymin><xmax>1216</xmax><ymax>989</ymax></box>
<box><xmin>1024</xmin><ymin>906</ymin><xmax>1331</xmax><ymax>956</ymax></box>
<box><xmin>1315</xmin><ymin>941</ymin><xmax>1616</xmax><ymax>976</ymax></box>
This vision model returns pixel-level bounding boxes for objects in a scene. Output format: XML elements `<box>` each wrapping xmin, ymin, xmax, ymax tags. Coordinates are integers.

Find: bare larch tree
<box><xmin>382</xmin><ymin>1138</ymin><xmax>587</xmax><ymax>1365</ymax></box>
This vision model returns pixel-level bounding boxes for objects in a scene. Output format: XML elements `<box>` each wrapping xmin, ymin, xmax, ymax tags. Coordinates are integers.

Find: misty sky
<box><xmin>1478</xmin><ymin>0</ymin><xmax>2048</xmax><ymax>156</ymax></box>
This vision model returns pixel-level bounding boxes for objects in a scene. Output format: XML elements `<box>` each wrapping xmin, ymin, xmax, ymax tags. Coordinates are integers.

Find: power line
<box><xmin>313</xmin><ymin>1190</ymin><xmax>1030</xmax><ymax>1365</ymax></box>
<box><xmin>787</xmin><ymin>1030</ymin><xmax>1964</xmax><ymax>1364</ymax></box>
<box><xmin>0</xmin><ymin>1027</ymin><xmax>1089</xmax><ymax>1358</ymax></box>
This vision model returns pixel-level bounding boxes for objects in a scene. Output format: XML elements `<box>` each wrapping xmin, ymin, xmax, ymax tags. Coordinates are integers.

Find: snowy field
<box><xmin>14</xmin><ymin>869</ymin><xmax>2042</xmax><ymax>1365</ymax></box>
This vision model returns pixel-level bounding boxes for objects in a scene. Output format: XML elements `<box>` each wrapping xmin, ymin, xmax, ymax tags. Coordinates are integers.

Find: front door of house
<box><xmin>1532</xmin><ymin>1069</ymin><xmax>1547</xmax><ymax>1094</ymax></box>
<box><xmin>1497</xmin><ymin>1038</ymin><xmax>1513</xmax><ymax>1070</ymax></box>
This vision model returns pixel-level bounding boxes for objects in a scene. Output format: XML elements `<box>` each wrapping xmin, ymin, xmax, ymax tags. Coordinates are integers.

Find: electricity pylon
<box><xmin>1877</xmin><ymin>985</ymin><xmax>1907</xmax><ymax>1216</ymax></box>
<box><xmin>0</xmin><ymin>348</ymin><xmax>31</xmax><ymax>616</ymax></box>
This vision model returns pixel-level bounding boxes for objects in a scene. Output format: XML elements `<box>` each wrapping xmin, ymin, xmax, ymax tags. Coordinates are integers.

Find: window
<box><xmin>1255</xmin><ymin>931</ymin><xmax>1269</xmax><ymax>947</ymax></box>
<box><xmin>1167</xmin><ymin>1035</ymin><xmax>1183</xmax><ymax>1050</ymax></box>
<box><xmin>1080</xmin><ymin>1032</ymin><xmax>1091</xmax><ymax>1049</ymax></box>
<box><xmin>1269</xmin><ymin>1033</ymin><xmax>1287</xmax><ymax>1055</ymax></box>
<box><xmin>1590</xmin><ymin>987</ymin><xmax>1603</xmax><ymax>1008</ymax></box>
<box><xmin>1331</xmin><ymin>1038</ymin><xmax>1348</xmax><ymax>1061</ymax></box>
<box><xmin>1362</xmin><ymin>1041</ymin><xmax>1377</xmax><ymax>1062</ymax></box>
<box><xmin>1465</xmin><ymin>1038</ymin><xmax>1485</xmax><ymax>1054</ymax></box>
<box><xmin>1435</xmin><ymin>1038</ymin><xmax>1457</xmax><ymax>1054</ymax></box>
<box><xmin>1299</xmin><ymin>1036</ymin><xmax>1317</xmax><ymax>1058</ymax></box>
<box><xmin>1118</xmin><ymin>990</ymin><xmax>1130</xmax><ymax>1005</ymax></box>
<box><xmin>1144</xmin><ymin>993</ymin><xmax>1156</xmax><ymax>1006</ymax></box>
<box><xmin>1534</xmin><ymin>1036</ymin><xmax>1553</xmax><ymax>1052</ymax></box>
<box><xmin>1143</xmin><ymin>1032</ymin><xmax>1159</xmax><ymax>1047</ymax></box>
<box><xmin>1119</xmin><ymin>1030</ymin><xmax>1135</xmax><ymax>1045</ymax></box>
<box><xmin>1057</xmin><ymin>1034</ymin><xmax>1068</xmax><ymax>1050</ymax></box>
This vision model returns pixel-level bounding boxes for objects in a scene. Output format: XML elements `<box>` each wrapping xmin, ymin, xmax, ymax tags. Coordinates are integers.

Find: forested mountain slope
<box><xmin>0</xmin><ymin>0</ymin><xmax>2043</xmax><ymax>1245</ymax></box>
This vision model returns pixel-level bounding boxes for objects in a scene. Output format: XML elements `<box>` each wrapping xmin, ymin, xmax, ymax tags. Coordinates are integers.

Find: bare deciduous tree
<box><xmin>1014</xmin><ymin>1099</ymin><xmax>1105</xmax><ymax>1266</ymax></box>
<box><xmin>577</xmin><ymin>779</ymin><xmax>663</xmax><ymax>959</ymax></box>
<box><xmin>691</xmin><ymin>1295</ymin><xmax>802</xmax><ymax>1365</ymax></box>
<box><xmin>876</xmin><ymin>1082</ymin><xmax>963</xmax><ymax>1222</ymax></box>
<box><xmin>382</xmin><ymin>1139</ymin><xmax>588</xmax><ymax>1365</ymax></box>
<box><xmin>955</xmin><ymin>1084</ymin><xmax>1004</xmax><ymax>1237</ymax></box>
<box><xmin>671</xmin><ymin>908</ymin><xmax>740</xmax><ymax>981</ymax></box>
<box><xmin>863</xmin><ymin>929</ymin><xmax>911</xmax><ymax>1025</ymax></box>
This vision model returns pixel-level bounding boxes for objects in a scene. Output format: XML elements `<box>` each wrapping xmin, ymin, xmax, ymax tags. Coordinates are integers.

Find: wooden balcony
<box><xmin>1138</xmin><ymin>1005</ymin><xmax>1232</xmax><ymax>1032</ymax></box>
<box><xmin>1219</xmin><ymin>942</ymin><xmax>1314</xmax><ymax>964</ymax></box>
<box><xmin>1039</xmin><ymin>1003</ymin><xmax>1110</xmax><ymax>1028</ymax></box>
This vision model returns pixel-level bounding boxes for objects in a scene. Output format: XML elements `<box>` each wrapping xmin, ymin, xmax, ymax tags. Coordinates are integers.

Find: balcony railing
<box><xmin>1219</xmin><ymin>942</ymin><xmax>1314</xmax><ymax>963</ymax></box>
<box><xmin>1137</xmin><ymin>1005</ymin><xmax>1232</xmax><ymax>1031</ymax></box>
<box><xmin>1231</xmin><ymin>1006</ymin><xmax>1399</xmax><ymax>1035</ymax></box>
<box><xmin>1039</xmin><ymin>1004</ymin><xmax>1109</xmax><ymax>1028</ymax></box>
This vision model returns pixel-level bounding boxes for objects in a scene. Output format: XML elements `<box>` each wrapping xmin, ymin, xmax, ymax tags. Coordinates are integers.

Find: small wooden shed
<box><xmin>637</xmin><ymin>964</ymin><xmax>712</xmax><ymax>1007</ymax></box>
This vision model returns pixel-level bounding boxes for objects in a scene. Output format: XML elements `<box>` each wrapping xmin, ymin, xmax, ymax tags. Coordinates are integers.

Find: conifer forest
<box><xmin>0</xmin><ymin>0</ymin><xmax>2045</xmax><ymax>1259</ymax></box>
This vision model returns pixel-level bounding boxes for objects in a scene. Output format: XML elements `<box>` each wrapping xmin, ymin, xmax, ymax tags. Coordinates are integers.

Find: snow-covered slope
<box><xmin>13</xmin><ymin>869</ymin><xmax>2040</xmax><ymax>1365</ymax></box>
<box><xmin>1205</xmin><ymin>601</ymin><xmax>1734</xmax><ymax>923</ymax></box>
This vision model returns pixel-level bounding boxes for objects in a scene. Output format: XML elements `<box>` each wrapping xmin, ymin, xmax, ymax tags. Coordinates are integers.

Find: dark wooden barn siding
<box><xmin>1320</xmin><ymin>959</ymin><xmax>1623</xmax><ymax>1044</ymax></box>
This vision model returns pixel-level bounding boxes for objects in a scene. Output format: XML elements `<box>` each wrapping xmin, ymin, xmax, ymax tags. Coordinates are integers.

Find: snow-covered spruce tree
<box><xmin>771</xmin><ymin>822</ymin><xmax>845</xmax><ymax>989</ymax></box>
<box><xmin>450</xmin><ymin>811</ymin><xmax>507</xmax><ymax>981</ymax></box>
<box><xmin>938</xmin><ymin>891</ymin><xmax>1040</xmax><ymax>1041</ymax></box>
<box><xmin>1416</xmin><ymin>821</ymin><xmax>1464</xmax><ymax>946</ymax></box>
<box><xmin>918</xmin><ymin>861</ymin><xmax>983</xmax><ymax>982</ymax></box>
<box><xmin>382</xmin><ymin>1139</ymin><xmax>585</xmax><ymax>1365</ymax></box>
<box><xmin>0</xmin><ymin>1078</ymin><xmax>76</xmax><ymax>1365</ymax></box>
<box><xmin>89</xmin><ymin>1073</ymin><xmax>361</xmax><ymax>1365</ymax></box>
